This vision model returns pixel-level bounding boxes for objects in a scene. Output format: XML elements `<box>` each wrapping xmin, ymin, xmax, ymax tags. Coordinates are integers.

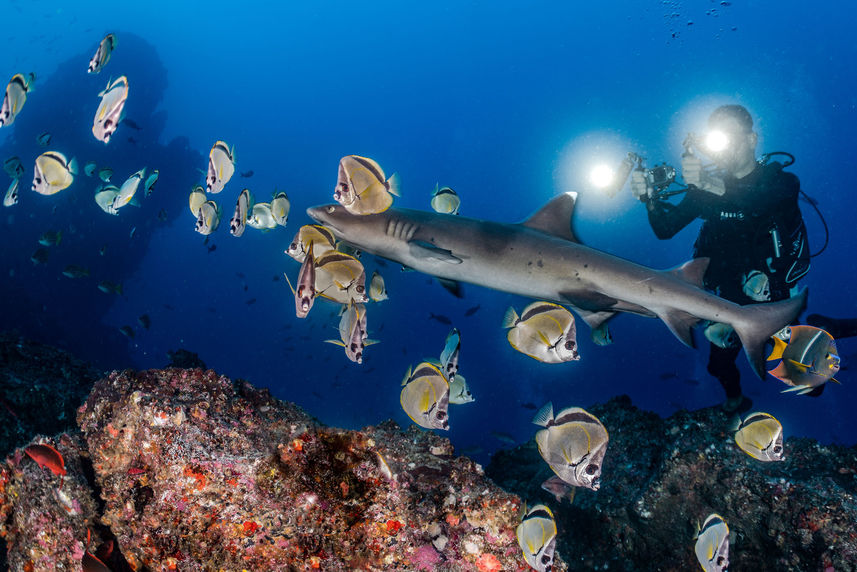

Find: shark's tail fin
<box><xmin>732</xmin><ymin>288</ymin><xmax>808</xmax><ymax>379</ymax></box>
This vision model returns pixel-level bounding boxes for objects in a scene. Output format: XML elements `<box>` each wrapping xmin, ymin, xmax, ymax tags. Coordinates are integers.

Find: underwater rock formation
<box><xmin>2</xmin><ymin>366</ymin><xmax>563</xmax><ymax>571</ymax></box>
<box><xmin>488</xmin><ymin>395</ymin><xmax>857</xmax><ymax>571</ymax></box>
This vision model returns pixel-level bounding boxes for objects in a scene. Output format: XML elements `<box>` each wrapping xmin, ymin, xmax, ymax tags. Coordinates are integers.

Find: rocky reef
<box><xmin>488</xmin><ymin>395</ymin><xmax>857</xmax><ymax>571</ymax></box>
<box><xmin>1</xmin><ymin>366</ymin><xmax>556</xmax><ymax>571</ymax></box>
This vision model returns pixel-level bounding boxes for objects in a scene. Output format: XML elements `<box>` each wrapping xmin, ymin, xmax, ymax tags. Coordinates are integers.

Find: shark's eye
<box><xmin>327</xmin><ymin>206</ymin><xmax>335</xmax><ymax>214</ymax></box>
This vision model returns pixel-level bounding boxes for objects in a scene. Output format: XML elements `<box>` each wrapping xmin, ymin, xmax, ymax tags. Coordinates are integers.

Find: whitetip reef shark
<box><xmin>308</xmin><ymin>192</ymin><xmax>806</xmax><ymax>378</ymax></box>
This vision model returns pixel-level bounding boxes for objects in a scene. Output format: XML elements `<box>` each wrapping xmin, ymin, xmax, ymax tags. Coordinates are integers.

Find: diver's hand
<box><xmin>681</xmin><ymin>152</ymin><xmax>703</xmax><ymax>187</ymax></box>
<box><xmin>698</xmin><ymin>168</ymin><xmax>726</xmax><ymax>196</ymax></box>
<box><xmin>630</xmin><ymin>170</ymin><xmax>651</xmax><ymax>202</ymax></box>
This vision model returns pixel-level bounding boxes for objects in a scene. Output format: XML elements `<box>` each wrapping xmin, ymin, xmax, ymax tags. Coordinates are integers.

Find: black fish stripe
<box><xmin>742</xmin><ymin>413</ymin><xmax>773</xmax><ymax>427</ymax></box>
<box><xmin>520</xmin><ymin>303</ymin><xmax>564</xmax><ymax>322</ymax></box>
<box><xmin>214</xmin><ymin>141</ymin><xmax>234</xmax><ymax>161</ymax></box>
<box><xmin>353</xmin><ymin>156</ymin><xmax>385</xmax><ymax>183</ymax></box>
<box><xmin>526</xmin><ymin>508</ymin><xmax>553</xmax><ymax>521</ymax></box>
<box><xmin>10</xmin><ymin>75</ymin><xmax>28</xmax><ymax>92</ymax></box>
<box><xmin>700</xmin><ymin>515</ymin><xmax>725</xmax><ymax>533</ymax></box>
<box><xmin>553</xmin><ymin>411</ymin><xmax>598</xmax><ymax>426</ymax></box>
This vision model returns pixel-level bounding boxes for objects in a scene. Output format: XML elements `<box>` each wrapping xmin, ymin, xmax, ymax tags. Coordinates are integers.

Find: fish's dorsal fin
<box><xmin>668</xmin><ymin>258</ymin><xmax>708</xmax><ymax>288</ymax></box>
<box><xmin>520</xmin><ymin>192</ymin><xmax>578</xmax><ymax>242</ymax></box>
<box><xmin>767</xmin><ymin>336</ymin><xmax>787</xmax><ymax>361</ymax></box>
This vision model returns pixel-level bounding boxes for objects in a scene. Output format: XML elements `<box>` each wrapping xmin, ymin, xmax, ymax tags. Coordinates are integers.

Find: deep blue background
<box><xmin>1</xmin><ymin>1</ymin><xmax>855</xmax><ymax>463</ymax></box>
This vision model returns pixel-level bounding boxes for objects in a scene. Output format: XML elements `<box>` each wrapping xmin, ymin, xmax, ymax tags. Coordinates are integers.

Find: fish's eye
<box><xmin>356</xmin><ymin>285</ymin><xmax>364</xmax><ymax>293</ymax></box>
<box><xmin>541</xmin><ymin>555</ymin><xmax>552</xmax><ymax>565</ymax></box>
<box><xmin>565</xmin><ymin>340</ymin><xmax>575</xmax><ymax>350</ymax></box>
<box><xmin>773</xmin><ymin>446</ymin><xmax>782</xmax><ymax>454</ymax></box>
<box><xmin>585</xmin><ymin>464</ymin><xmax>598</xmax><ymax>475</ymax></box>
<box><xmin>716</xmin><ymin>556</ymin><xmax>725</xmax><ymax>565</ymax></box>
<box><xmin>436</xmin><ymin>411</ymin><xmax>446</xmax><ymax>419</ymax></box>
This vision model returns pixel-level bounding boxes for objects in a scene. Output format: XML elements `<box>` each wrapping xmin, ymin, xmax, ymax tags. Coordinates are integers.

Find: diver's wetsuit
<box><xmin>646</xmin><ymin>161</ymin><xmax>809</xmax><ymax>399</ymax></box>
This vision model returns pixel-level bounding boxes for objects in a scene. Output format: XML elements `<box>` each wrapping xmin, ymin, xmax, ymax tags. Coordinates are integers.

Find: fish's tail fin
<box><xmin>387</xmin><ymin>173</ymin><xmax>401</xmax><ymax>197</ymax></box>
<box><xmin>733</xmin><ymin>288</ymin><xmax>808</xmax><ymax>379</ymax></box>
<box><xmin>532</xmin><ymin>402</ymin><xmax>554</xmax><ymax>427</ymax></box>
<box><xmin>501</xmin><ymin>307</ymin><xmax>519</xmax><ymax>329</ymax></box>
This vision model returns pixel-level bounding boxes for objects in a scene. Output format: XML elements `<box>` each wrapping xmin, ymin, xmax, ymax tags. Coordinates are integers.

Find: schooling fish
<box><xmin>144</xmin><ymin>169</ymin><xmax>159</xmax><ymax>197</ymax></box>
<box><xmin>38</xmin><ymin>230</ymin><xmax>62</xmax><ymax>246</ymax></box>
<box><xmin>30</xmin><ymin>247</ymin><xmax>49</xmax><ymax>265</ymax></box>
<box><xmin>731</xmin><ymin>412</ymin><xmax>784</xmax><ymax>462</ymax></box>
<box><xmin>32</xmin><ymin>152</ymin><xmax>78</xmax><ymax>195</ymax></box>
<box><xmin>694</xmin><ymin>513</ymin><xmax>729</xmax><ymax>572</ymax></box>
<box><xmin>112</xmin><ymin>168</ymin><xmax>145</xmax><ymax>210</ymax></box>
<box><xmin>270</xmin><ymin>191</ymin><xmax>290</xmax><ymax>226</ymax></box>
<box><xmin>4</xmin><ymin>178</ymin><xmax>20</xmax><ymax>207</ymax></box>
<box><xmin>314</xmin><ymin>251</ymin><xmax>368</xmax><ymax>304</ymax></box>
<box><xmin>448</xmin><ymin>373</ymin><xmax>474</xmax><ymax>404</ymax></box>
<box><xmin>62</xmin><ymin>265</ymin><xmax>90</xmax><ymax>279</ymax></box>
<box><xmin>119</xmin><ymin>325</ymin><xmax>135</xmax><ymax>338</ymax></box>
<box><xmin>4</xmin><ymin>156</ymin><xmax>24</xmax><ymax>179</ymax></box>
<box><xmin>541</xmin><ymin>475</ymin><xmax>577</xmax><ymax>504</ymax></box>
<box><xmin>206</xmin><ymin>140</ymin><xmax>235</xmax><ymax>194</ymax></box>
<box><xmin>36</xmin><ymin>131</ymin><xmax>51</xmax><ymax>147</ymax></box>
<box><xmin>94</xmin><ymin>185</ymin><xmax>120</xmax><ymax>215</ymax></box>
<box><xmin>189</xmin><ymin>185</ymin><xmax>206</xmax><ymax>217</ymax></box>
<box><xmin>97</xmin><ymin>280</ymin><xmax>123</xmax><ymax>295</ymax></box>
<box><xmin>516</xmin><ymin>504</ymin><xmax>557</xmax><ymax>572</ymax></box>
<box><xmin>138</xmin><ymin>314</ymin><xmax>151</xmax><ymax>329</ymax></box>
<box><xmin>286</xmin><ymin>224</ymin><xmax>336</xmax><ymax>263</ymax></box>
<box><xmin>0</xmin><ymin>73</ymin><xmax>35</xmax><ymax>127</ymax></box>
<box><xmin>333</xmin><ymin>155</ymin><xmax>400</xmax><ymax>215</ymax></box>
<box><xmin>194</xmin><ymin>200</ymin><xmax>221</xmax><ymax>235</ymax></box>
<box><xmin>439</xmin><ymin>327</ymin><xmax>461</xmax><ymax>382</ymax></box>
<box><xmin>400</xmin><ymin>361</ymin><xmax>450</xmax><ymax>430</ymax></box>
<box><xmin>368</xmin><ymin>270</ymin><xmax>388</xmax><ymax>302</ymax></box>
<box><xmin>92</xmin><ymin>76</ymin><xmax>129</xmax><ymax>144</ymax></box>
<box><xmin>84</xmin><ymin>161</ymin><xmax>98</xmax><ymax>177</ymax></box>
<box><xmin>247</xmin><ymin>202</ymin><xmax>277</xmax><ymax>230</ymax></box>
<box><xmin>503</xmin><ymin>301</ymin><xmax>579</xmax><ymax>363</ymax></box>
<box><xmin>88</xmin><ymin>33</ymin><xmax>117</xmax><ymax>73</ymax></box>
<box><xmin>285</xmin><ymin>242</ymin><xmax>316</xmax><ymax>319</ymax></box>
<box><xmin>430</xmin><ymin>184</ymin><xmax>460</xmax><ymax>215</ymax></box>
<box><xmin>532</xmin><ymin>402</ymin><xmax>608</xmax><ymax>491</ymax></box>
<box><xmin>230</xmin><ymin>188</ymin><xmax>252</xmax><ymax>237</ymax></box>
<box><xmin>326</xmin><ymin>302</ymin><xmax>374</xmax><ymax>364</ymax></box>
<box><xmin>704</xmin><ymin>321</ymin><xmax>737</xmax><ymax>349</ymax></box>
<box><xmin>767</xmin><ymin>325</ymin><xmax>840</xmax><ymax>395</ymax></box>
<box><xmin>98</xmin><ymin>167</ymin><xmax>113</xmax><ymax>182</ymax></box>
<box><xmin>590</xmin><ymin>321</ymin><xmax>613</xmax><ymax>346</ymax></box>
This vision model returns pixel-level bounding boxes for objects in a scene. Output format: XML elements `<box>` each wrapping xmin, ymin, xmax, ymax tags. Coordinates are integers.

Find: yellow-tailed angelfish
<box><xmin>516</xmin><ymin>504</ymin><xmax>557</xmax><ymax>572</ymax></box>
<box><xmin>247</xmin><ymin>202</ymin><xmax>277</xmax><ymax>230</ymax></box>
<box><xmin>194</xmin><ymin>200</ymin><xmax>221</xmax><ymax>235</ymax></box>
<box><xmin>206</xmin><ymin>141</ymin><xmax>235</xmax><ymax>194</ymax></box>
<box><xmin>368</xmin><ymin>270</ymin><xmax>388</xmax><ymax>302</ymax></box>
<box><xmin>430</xmin><ymin>184</ymin><xmax>460</xmax><ymax>215</ymax></box>
<box><xmin>112</xmin><ymin>168</ymin><xmax>145</xmax><ymax>211</ymax></box>
<box><xmin>314</xmin><ymin>251</ymin><xmax>368</xmax><ymax>304</ymax></box>
<box><xmin>503</xmin><ymin>301</ymin><xmax>579</xmax><ymax>363</ymax></box>
<box><xmin>286</xmin><ymin>224</ymin><xmax>336</xmax><ymax>263</ymax></box>
<box><xmin>230</xmin><ymin>188</ymin><xmax>252</xmax><ymax>237</ymax></box>
<box><xmin>533</xmin><ymin>402</ymin><xmax>608</xmax><ymax>491</ymax></box>
<box><xmin>285</xmin><ymin>242</ymin><xmax>316</xmax><ymax>319</ymax></box>
<box><xmin>189</xmin><ymin>185</ymin><xmax>206</xmax><ymax>218</ymax></box>
<box><xmin>32</xmin><ymin>152</ymin><xmax>78</xmax><ymax>195</ymax></box>
<box><xmin>732</xmin><ymin>411</ymin><xmax>784</xmax><ymax>462</ymax></box>
<box><xmin>439</xmin><ymin>328</ymin><xmax>461</xmax><ymax>382</ymax></box>
<box><xmin>4</xmin><ymin>178</ymin><xmax>19</xmax><ymax>207</ymax></box>
<box><xmin>326</xmin><ymin>302</ymin><xmax>375</xmax><ymax>364</ymax></box>
<box><xmin>400</xmin><ymin>361</ymin><xmax>450</xmax><ymax>430</ymax></box>
<box><xmin>270</xmin><ymin>191</ymin><xmax>290</xmax><ymax>226</ymax></box>
<box><xmin>92</xmin><ymin>76</ymin><xmax>129</xmax><ymax>144</ymax></box>
<box><xmin>767</xmin><ymin>325</ymin><xmax>840</xmax><ymax>395</ymax></box>
<box><xmin>694</xmin><ymin>513</ymin><xmax>729</xmax><ymax>572</ymax></box>
<box><xmin>88</xmin><ymin>34</ymin><xmax>117</xmax><ymax>74</ymax></box>
<box><xmin>334</xmin><ymin>155</ymin><xmax>400</xmax><ymax>215</ymax></box>
<box><xmin>0</xmin><ymin>73</ymin><xmax>35</xmax><ymax>127</ymax></box>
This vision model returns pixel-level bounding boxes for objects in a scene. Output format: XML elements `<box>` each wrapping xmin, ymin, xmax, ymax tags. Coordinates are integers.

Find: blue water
<box><xmin>1</xmin><ymin>1</ymin><xmax>855</xmax><ymax>463</ymax></box>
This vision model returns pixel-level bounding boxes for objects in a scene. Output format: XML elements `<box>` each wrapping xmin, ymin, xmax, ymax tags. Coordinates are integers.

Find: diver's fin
<box><xmin>520</xmin><ymin>192</ymin><xmax>579</xmax><ymax>242</ymax></box>
<box><xmin>767</xmin><ymin>337</ymin><xmax>787</xmax><ymax>361</ymax></box>
<box><xmin>407</xmin><ymin>240</ymin><xmax>462</xmax><ymax>264</ymax></box>
<box><xmin>436</xmin><ymin>278</ymin><xmax>464</xmax><ymax>298</ymax></box>
<box><xmin>667</xmin><ymin>258</ymin><xmax>708</xmax><ymax>288</ymax></box>
<box><xmin>732</xmin><ymin>287</ymin><xmax>808</xmax><ymax>379</ymax></box>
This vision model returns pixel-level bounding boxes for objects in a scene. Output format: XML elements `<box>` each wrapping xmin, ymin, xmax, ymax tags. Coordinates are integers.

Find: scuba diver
<box><xmin>630</xmin><ymin>104</ymin><xmax>811</xmax><ymax>413</ymax></box>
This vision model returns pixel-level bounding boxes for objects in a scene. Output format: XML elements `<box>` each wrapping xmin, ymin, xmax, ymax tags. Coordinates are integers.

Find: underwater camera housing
<box><xmin>645</xmin><ymin>163</ymin><xmax>677</xmax><ymax>194</ymax></box>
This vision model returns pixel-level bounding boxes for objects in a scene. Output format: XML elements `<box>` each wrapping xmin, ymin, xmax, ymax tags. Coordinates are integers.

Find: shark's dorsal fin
<box><xmin>520</xmin><ymin>192</ymin><xmax>578</xmax><ymax>242</ymax></box>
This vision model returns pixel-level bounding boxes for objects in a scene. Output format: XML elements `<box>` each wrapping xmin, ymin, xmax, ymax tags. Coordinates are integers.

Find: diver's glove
<box><xmin>630</xmin><ymin>169</ymin><xmax>651</xmax><ymax>202</ymax></box>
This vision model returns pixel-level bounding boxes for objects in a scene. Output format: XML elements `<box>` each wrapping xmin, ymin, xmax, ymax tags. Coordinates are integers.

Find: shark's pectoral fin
<box><xmin>520</xmin><ymin>192</ymin><xmax>579</xmax><ymax>242</ymax></box>
<box><xmin>657</xmin><ymin>308</ymin><xmax>699</xmax><ymax>348</ymax></box>
<box><xmin>408</xmin><ymin>240</ymin><xmax>463</xmax><ymax>264</ymax></box>
<box><xmin>437</xmin><ymin>278</ymin><xmax>464</xmax><ymax>298</ymax></box>
<box><xmin>574</xmin><ymin>308</ymin><xmax>616</xmax><ymax>330</ymax></box>
<box><xmin>559</xmin><ymin>291</ymin><xmax>618</xmax><ymax>312</ymax></box>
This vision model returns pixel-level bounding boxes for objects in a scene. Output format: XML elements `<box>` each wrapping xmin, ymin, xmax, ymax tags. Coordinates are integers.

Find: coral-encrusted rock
<box><xmin>0</xmin><ymin>434</ymin><xmax>101</xmax><ymax>571</ymax></box>
<box><xmin>488</xmin><ymin>395</ymin><xmax>857</xmax><ymax>571</ymax></box>
<box><xmin>73</xmin><ymin>368</ymin><xmax>558</xmax><ymax>571</ymax></box>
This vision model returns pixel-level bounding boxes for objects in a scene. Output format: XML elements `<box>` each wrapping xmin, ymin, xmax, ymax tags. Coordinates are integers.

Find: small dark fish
<box><xmin>207</xmin><ymin>244</ymin><xmax>217</xmax><ymax>253</ymax></box>
<box><xmin>127</xmin><ymin>136</ymin><xmax>137</xmax><ymax>145</ymax></box>
<box><xmin>521</xmin><ymin>402</ymin><xmax>538</xmax><ymax>410</ymax></box>
<box><xmin>243</xmin><ymin>284</ymin><xmax>248</xmax><ymax>292</ymax></box>
<box><xmin>240</xmin><ymin>170</ymin><xmax>254</xmax><ymax>178</ymax></box>
<box><xmin>31</xmin><ymin>247</ymin><xmax>50</xmax><ymax>265</ymax></box>
<box><xmin>429</xmin><ymin>312</ymin><xmax>452</xmax><ymax>325</ymax></box>
<box><xmin>272</xmin><ymin>275</ymin><xmax>280</xmax><ymax>282</ymax></box>
<box><xmin>157</xmin><ymin>208</ymin><xmax>168</xmax><ymax>222</ymax></box>
<box><xmin>124</xmin><ymin>118</ymin><xmax>142</xmax><ymax>130</ymax></box>
<box><xmin>36</xmin><ymin>131</ymin><xmax>51</xmax><ymax>147</ymax></box>
<box><xmin>138</xmin><ymin>314</ymin><xmax>151</xmax><ymax>329</ymax></box>
<box><xmin>246</xmin><ymin>298</ymin><xmax>257</xmax><ymax>305</ymax></box>
<box><xmin>490</xmin><ymin>431</ymin><xmax>516</xmax><ymax>445</ymax></box>
<box><xmin>464</xmin><ymin>304</ymin><xmax>481</xmax><ymax>316</ymax></box>
<box><xmin>119</xmin><ymin>325</ymin><xmax>135</xmax><ymax>338</ymax></box>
